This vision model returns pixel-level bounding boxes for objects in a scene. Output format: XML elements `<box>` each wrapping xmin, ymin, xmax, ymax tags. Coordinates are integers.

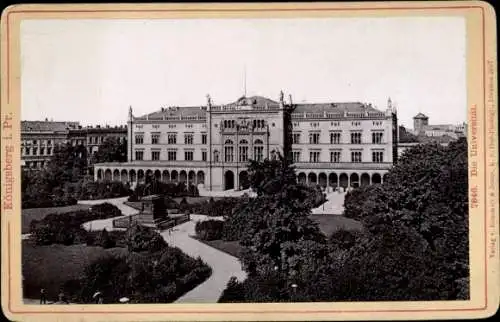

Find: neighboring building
<box><xmin>22</xmin><ymin>120</ymin><xmax>127</xmax><ymax>171</ymax></box>
<box><xmin>412</xmin><ymin>113</ymin><xmax>466</xmax><ymax>139</ymax></box>
<box><xmin>21</xmin><ymin>120</ymin><xmax>80</xmax><ymax>170</ymax></box>
<box><xmin>94</xmin><ymin>92</ymin><xmax>398</xmax><ymax>191</ymax></box>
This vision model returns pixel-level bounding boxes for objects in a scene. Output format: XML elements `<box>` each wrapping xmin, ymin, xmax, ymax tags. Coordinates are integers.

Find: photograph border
<box><xmin>1</xmin><ymin>1</ymin><xmax>498</xmax><ymax>321</ymax></box>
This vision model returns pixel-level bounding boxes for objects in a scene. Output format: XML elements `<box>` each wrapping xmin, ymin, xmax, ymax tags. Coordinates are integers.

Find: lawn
<box><xmin>310</xmin><ymin>214</ymin><xmax>363</xmax><ymax>237</ymax></box>
<box><xmin>22</xmin><ymin>240</ymin><xmax>127</xmax><ymax>301</ymax></box>
<box><xmin>192</xmin><ymin>237</ymin><xmax>242</xmax><ymax>259</ymax></box>
<box><xmin>22</xmin><ymin>204</ymin><xmax>91</xmax><ymax>234</ymax></box>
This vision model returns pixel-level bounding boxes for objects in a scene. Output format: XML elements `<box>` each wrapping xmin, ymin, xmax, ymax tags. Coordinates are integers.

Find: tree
<box><xmin>398</xmin><ymin>125</ymin><xmax>419</xmax><ymax>143</ymax></box>
<box><xmin>91</xmin><ymin>137</ymin><xmax>127</xmax><ymax>164</ymax></box>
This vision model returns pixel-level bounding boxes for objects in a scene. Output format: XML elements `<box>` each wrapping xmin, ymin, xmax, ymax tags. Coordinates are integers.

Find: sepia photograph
<box><xmin>1</xmin><ymin>2</ymin><xmax>498</xmax><ymax>321</ymax></box>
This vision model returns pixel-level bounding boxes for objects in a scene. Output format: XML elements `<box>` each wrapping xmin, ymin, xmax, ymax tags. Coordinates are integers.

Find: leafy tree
<box><xmin>91</xmin><ymin>137</ymin><xmax>127</xmax><ymax>164</ymax></box>
<box><xmin>399</xmin><ymin>125</ymin><xmax>419</xmax><ymax>143</ymax></box>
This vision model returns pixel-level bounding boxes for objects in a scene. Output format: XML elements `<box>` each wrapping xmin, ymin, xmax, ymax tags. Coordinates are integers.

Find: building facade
<box><xmin>413</xmin><ymin>113</ymin><xmax>467</xmax><ymax>139</ymax></box>
<box><xmin>94</xmin><ymin>92</ymin><xmax>398</xmax><ymax>191</ymax></box>
<box><xmin>21</xmin><ymin>120</ymin><xmax>127</xmax><ymax>171</ymax></box>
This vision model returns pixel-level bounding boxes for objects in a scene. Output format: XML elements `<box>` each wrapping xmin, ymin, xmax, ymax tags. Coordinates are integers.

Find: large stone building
<box><xmin>413</xmin><ymin>113</ymin><xmax>467</xmax><ymax>139</ymax></box>
<box><xmin>21</xmin><ymin>120</ymin><xmax>127</xmax><ymax>170</ymax></box>
<box><xmin>94</xmin><ymin>92</ymin><xmax>398</xmax><ymax>191</ymax></box>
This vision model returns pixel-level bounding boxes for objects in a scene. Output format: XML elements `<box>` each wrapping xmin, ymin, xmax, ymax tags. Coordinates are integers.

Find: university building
<box><xmin>94</xmin><ymin>92</ymin><xmax>398</xmax><ymax>191</ymax></box>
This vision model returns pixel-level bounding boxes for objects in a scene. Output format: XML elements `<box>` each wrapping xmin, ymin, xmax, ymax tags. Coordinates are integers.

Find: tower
<box><xmin>413</xmin><ymin>113</ymin><xmax>429</xmax><ymax>135</ymax></box>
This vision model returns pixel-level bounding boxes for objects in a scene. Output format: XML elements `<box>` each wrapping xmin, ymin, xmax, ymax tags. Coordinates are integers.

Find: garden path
<box><xmin>80</xmin><ymin>197</ymin><xmax>246</xmax><ymax>303</ymax></box>
<box><xmin>311</xmin><ymin>191</ymin><xmax>346</xmax><ymax>215</ymax></box>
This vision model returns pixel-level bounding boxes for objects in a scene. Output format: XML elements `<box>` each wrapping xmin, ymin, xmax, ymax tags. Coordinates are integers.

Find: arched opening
<box><xmin>298</xmin><ymin>172</ymin><xmax>306</xmax><ymax>185</ymax></box>
<box><xmin>179</xmin><ymin>170</ymin><xmax>187</xmax><ymax>183</ymax></box>
<box><xmin>318</xmin><ymin>173</ymin><xmax>327</xmax><ymax>188</ymax></box>
<box><xmin>188</xmin><ymin>170</ymin><xmax>196</xmax><ymax>184</ymax></box>
<box><xmin>308</xmin><ymin>173</ymin><xmax>317</xmax><ymax>186</ymax></box>
<box><xmin>145</xmin><ymin>169</ymin><xmax>153</xmax><ymax>184</ymax></box>
<box><xmin>171</xmin><ymin>170</ymin><xmax>178</xmax><ymax>183</ymax></box>
<box><xmin>383</xmin><ymin>173</ymin><xmax>389</xmax><ymax>183</ymax></box>
<box><xmin>97</xmin><ymin>169</ymin><xmax>103</xmax><ymax>181</ymax></box>
<box><xmin>372</xmin><ymin>173</ymin><xmax>382</xmax><ymax>184</ymax></box>
<box><xmin>129</xmin><ymin>170</ymin><xmax>136</xmax><ymax>183</ymax></box>
<box><xmin>339</xmin><ymin>173</ymin><xmax>349</xmax><ymax>189</ymax></box>
<box><xmin>113</xmin><ymin>169</ymin><xmax>120</xmax><ymax>182</ymax></box>
<box><xmin>361</xmin><ymin>173</ymin><xmax>370</xmax><ymax>187</ymax></box>
<box><xmin>239</xmin><ymin>171</ymin><xmax>250</xmax><ymax>190</ymax></box>
<box><xmin>137</xmin><ymin>170</ymin><xmax>145</xmax><ymax>184</ymax></box>
<box><xmin>350</xmin><ymin>173</ymin><xmax>359</xmax><ymax>188</ymax></box>
<box><xmin>197</xmin><ymin>171</ymin><xmax>205</xmax><ymax>185</ymax></box>
<box><xmin>225</xmin><ymin>170</ymin><xmax>235</xmax><ymax>190</ymax></box>
<box><xmin>328</xmin><ymin>173</ymin><xmax>338</xmax><ymax>188</ymax></box>
<box><xmin>121</xmin><ymin>170</ymin><xmax>128</xmax><ymax>183</ymax></box>
<box><xmin>162</xmin><ymin>170</ymin><xmax>170</xmax><ymax>182</ymax></box>
<box><xmin>104</xmin><ymin>169</ymin><xmax>112</xmax><ymax>181</ymax></box>
<box><xmin>154</xmin><ymin>170</ymin><xmax>161</xmax><ymax>181</ymax></box>
<box><xmin>253</xmin><ymin>139</ymin><xmax>264</xmax><ymax>161</ymax></box>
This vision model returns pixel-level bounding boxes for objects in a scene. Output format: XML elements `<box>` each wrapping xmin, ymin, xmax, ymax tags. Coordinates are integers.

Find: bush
<box><xmin>195</xmin><ymin>220</ymin><xmax>225</xmax><ymax>241</ymax></box>
<box><xmin>77</xmin><ymin>180</ymin><xmax>131</xmax><ymax>200</ymax></box>
<box><xmin>125</xmin><ymin>224</ymin><xmax>168</xmax><ymax>253</ymax></box>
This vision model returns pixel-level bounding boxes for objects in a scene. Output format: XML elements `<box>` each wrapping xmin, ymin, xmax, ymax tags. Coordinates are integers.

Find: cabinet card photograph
<box><xmin>1</xmin><ymin>1</ymin><xmax>498</xmax><ymax>321</ymax></box>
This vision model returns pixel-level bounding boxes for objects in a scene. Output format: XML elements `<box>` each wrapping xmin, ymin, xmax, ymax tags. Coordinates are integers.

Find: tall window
<box><xmin>330</xmin><ymin>132</ymin><xmax>341</xmax><ymax>144</ymax></box>
<box><xmin>25</xmin><ymin>148</ymin><xmax>30</xmax><ymax>155</ymax></box>
<box><xmin>47</xmin><ymin>140</ymin><xmax>52</xmax><ymax>145</ymax></box>
<box><xmin>33</xmin><ymin>147</ymin><xmax>38</xmax><ymax>155</ymax></box>
<box><xmin>185</xmin><ymin>151</ymin><xmax>194</xmax><ymax>161</ymax></box>
<box><xmin>151</xmin><ymin>151</ymin><xmax>160</xmax><ymax>160</ymax></box>
<box><xmin>47</xmin><ymin>147</ymin><xmax>52</xmax><ymax>155</ymax></box>
<box><xmin>40</xmin><ymin>147</ymin><xmax>45</xmax><ymax>155</ymax></box>
<box><xmin>168</xmin><ymin>133</ymin><xmax>177</xmax><ymax>144</ymax></box>
<box><xmin>213</xmin><ymin>150</ymin><xmax>220</xmax><ymax>162</ymax></box>
<box><xmin>351</xmin><ymin>151</ymin><xmax>362</xmax><ymax>163</ymax></box>
<box><xmin>254</xmin><ymin>139</ymin><xmax>264</xmax><ymax>161</ymax></box>
<box><xmin>201</xmin><ymin>133</ymin><xmax>207</xmax><ymax>144</ymax></box>
<box><xmin>224</xmin><ymin>139</ymin><xmax>234</xmax><ymax>162</ymax></box>
<box><xmin>292</xmin><ymin>151</ymin><xmax>301</xmax><ymax>163</ymax></box>
<box><xmin>309</xmin><ymin>151</ymin><xmax>320</xmax><ymax>163</ymax></box>
<box><xmin>330</xmin><ymin>151</ymin><xmax>341</xmax><ymax>163</ymax></box>
<box><xmin>202</xmin><ymin>150</ymin><xmax>207</xmax><ymax>161</ymax></box>
<box><xmin>372</xmin><ymin>151</ymin><xmax>384</xmax><ymax>163</ymax></box>
<box><xmin>151</xmin><ymin>134</ymin><xmax>160</xmax><ymax>144</ymax></box>
<box><xmin>184</xmin><ymin>133</ymin><xmax>194</xmax><ymax>144</ymax></box>
<box><xmin>239</xmin><ymin>139</ymin><xmax>248</xmax><ymax>162</ymax></box>
<box><xmin>135</xmin><ymin>150</ymin><xmax>144</xmax><ymax>161</ymax></box>
<box><xmin>168</xmin><ymin>150</ymin><xmax>177</xmax><ymax>161</ymax></box>
<box><xmin>292</xmin><ymin>133</ymin><xmax>301</xmax><ymax>144</ymax></box>
<box><xmin>135</xmin><ymin>134</ymin><xmax>144</xmax><ymax>144</ymax></box>
<box><xmin>351</xmin><ymin>132</ymin><xmax>362</xmax><ymax>144</ymax></box>
<box><xmin>372</xmin><ymin>132</ymin><xmax>383</xmax><ymax>144</ymax></box>
<box><xmin>309</xmin><ymin>132</ymin><xmax>320</xmax><ymax>144</ymax></box>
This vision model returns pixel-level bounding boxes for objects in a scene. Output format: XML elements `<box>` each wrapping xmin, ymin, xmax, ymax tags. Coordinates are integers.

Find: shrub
<box><xmin>195</xmin><ymin>220</ymin><xmax>225</xmax><ymax>241</ymax></box>
<box><xmin>125</xmin><ymin>224</ymin><xmax>168</xmax><ymax>253</ymax></box>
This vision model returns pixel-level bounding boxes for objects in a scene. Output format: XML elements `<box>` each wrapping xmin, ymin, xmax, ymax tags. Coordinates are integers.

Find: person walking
<box><xmin>39</xmin><ymin>288</ymin><xmax>46</xmax><ymax>304</ymax></box>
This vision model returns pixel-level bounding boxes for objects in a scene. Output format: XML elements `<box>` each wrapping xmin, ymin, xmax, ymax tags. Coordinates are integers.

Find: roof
<box><xmin>293</xmin><ymin>102</ymin><xmax>383</xmax><ymax>115</ymax></box>
<box><xmin>413</xmin><ymin>113</ymin><xmax>428</xmax><ymax>119</ymax></box>
<box><xmin>423</xmin><ymin>124</ymin><xmax>453</xmax><ymax>131</ymax></box>
<box><xmin>137</xmin><ymin>105</ymin><xmax>207</xmax><ymax>120</ymax></box>
<box><xmin>21</xmin><ymin>121</ymin><xmax>80</xmax><ymax>132</ymax></box>
<box><xmin>417</xmin><ymin>134</ymin><xmax>456</xmax><ymax>144</ymax></box>
<box><xmin>226</xmin><ymin>95</ymin><xmax>281</xmax><ymax>109</ymax></box>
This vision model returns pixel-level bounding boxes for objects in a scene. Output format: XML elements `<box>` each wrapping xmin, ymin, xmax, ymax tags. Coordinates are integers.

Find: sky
<box><xmin>21</xmin><ymin>17</ymin><xmax>466</xmax><ymax>128</ymax></box>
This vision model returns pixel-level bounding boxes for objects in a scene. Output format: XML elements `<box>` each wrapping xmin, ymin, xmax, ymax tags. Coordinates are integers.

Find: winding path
<box><xmin>80</xmin><ymin>197</ymin><xmax>246</xmax><ymax>303</ymax></box>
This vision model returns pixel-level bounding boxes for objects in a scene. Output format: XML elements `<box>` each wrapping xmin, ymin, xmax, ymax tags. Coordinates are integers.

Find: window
<box><xmin>47</xmin><ymin>147</ymin><xmax>52</xmax><ymax>155</ymax></box>
<box><xmin>168</xmin><ymin>133</ymin><xmax>177</xmax><ymax>144</ymax></box>
<box><xmin>33</xmin><ymin>161</ymin><xmax>38</xmax><ymax>168</ymax></box>
<box><xmin>185</xmin><ymin>151</ymin><xmax>194</xmax><ymax>161</ymax></box>
<box><xmin>372</xmin><ymin>151</ymin><xmax>384</xmax><ymax>163</ymax></box>
<box><xmin>135</xmin><ymin>135</ymin><xmax>144</xmax><ymax>144</ymax></box>
<box><xmin>225</xmin><ymin>147</ymin><xmax>234</xmax><ymax>162</ymax></box>
<box><xmin>330</xmin><ymin>132</ymin><xmax>341</xmax><ymax>144</ymax></box>
<box><xmin>40</xmin><ymin>147</ymin><xmax>45</xmax><ymax>155</ymax></box>
<box><xmin>309</xmin><ymin>151</ymin><xmax>320</xmax><ymax>163</ymax></box>
<box><xmin>224</xmin><ymin>120</ymin><xmax>236</xmax><ymax>129</ymax></box>
<box><xmin>372</xmin><ymin>132</ymin><xmax>383</xmax><ymax>144</ymax></box>
<box><xmin>101</xmin><ymin>137</ymin><xmax>104</xmax><ymax>143</ymax></box>
<box><xmin>202</xmin><ymin>151</ymin><xmax>207</xmax><ymax>161</ymax></box>
<box><xmin>253</xmin><ymin>146</ymin><xmax>263</xmax><ymax>161</ymax></box>
<box><xmin>292</xmin><ymin>133</ymin><xmax>301</xmax><ymax>144</ymax></box>
<box><xmin>213</xmin><ymin>150</ymin><xmax>220</xmax><ymax>162</ymax></box>
<box><xmin>168</xmin><ymin>150</ymin><xmax>177</xmax><ymax>161</ymax></box>
<box><xmin>351</xmin><ymin>132</ymin><xmax>362</xmax><ymax>144</ymax></box>
<box><xmin>239</xmin><ymin>146</ymin><xmax>248</xmax><ymax>162</ymax></box>
<box><xmin>33</xmin><ymin>147</ymin><xmax>38</xmax><ymax>155</ymax></box>
<box><xmin>33</xmin><ymin>140</ymin><xmax>37</xmax><ymax>145</ymax></box>
<box><xmin>292</xmin><ymin>151</ymin><xmax>301</xmax><ymax>163</ymax></box>
<box><xmin>201</xmin><ymin>133</ymin><xmax>207</xmax><ymax>144</ymax></box>
<box><xmin>309</xmin><ymin>132</ymin><xmax>320</xmax><ymax>144</ymax></box>
<box><xmin>151</xmin><ymin>134</ymin><xmax>160</xmax><ymax>144</ymax></box>
<box><xmin>184</xmin><ymin>133</ymin><xmax>194</xmax><ymax>145</ymax></box>
<box><xmin>135</xmin><ymin>150</ymin><xmax>144</xmax><ymax>160</ymax></box>
<box><xmin>151</xmin><ymin>151</ymin><xmax>160</xmax><ymax>160</ymax></box>
<box><xmin>47</xmin><ymin>140</ymin><xmax>52</xmax><ymax>145</ymax></box>
<box><xmin>351</xmin><ymin>151</ymin><xmax>362</xmax><ymax>163</ymax></box>
<box><xmin>330</xmin><ymin>151</ymin><xmax>341</xmax><ymax>163</ymax></box>
<box><xmin>25</xmin><ymin>148</ymin><xmax>30</xmax><ymax>155</ymax></box>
